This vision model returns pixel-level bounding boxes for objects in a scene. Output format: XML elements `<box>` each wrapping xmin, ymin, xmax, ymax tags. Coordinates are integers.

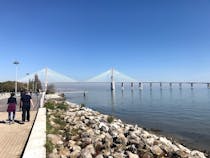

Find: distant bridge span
<box><xmin>19</xmin><ymin>68</ymin><xmax>210</xmax><ymax>91</ymax></box>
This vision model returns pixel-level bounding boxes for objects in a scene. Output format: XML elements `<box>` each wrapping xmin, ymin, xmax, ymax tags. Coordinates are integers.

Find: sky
<box><xmin>0</xmin><ymin>0</ymin><xmax>210</xmax><ymax>82</ymax></box>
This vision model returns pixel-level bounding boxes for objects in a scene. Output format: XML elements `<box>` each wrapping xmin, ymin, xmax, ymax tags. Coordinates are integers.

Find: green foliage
<box><xmin>0</xmin><ymin>81</ymin><xmax>27</xmax><ymax>92</ymax></box>
<box><xmin>44</xmin><ymin>102</ymin><xmax>55</xmax><ymax>110</ymax></box>
<box><xmin>80</xmin><ymin>103</ymin><xmax>86</xmax><ymax>108</ymax></box>
<box><xmin>59</xmin><ymin>93</ymin><xmax>65</xmax><ymax>97</ymax></box>
<box><xmin>34</xmin><ymin>74</ymin><xmax>42</xmax><ymax>90</ymax></box>
<box><xmin>70</xmin><ymin>128</ymin><xmax>79</xmax><ymax>136</ymax></box>
<box><xmin>46</xmin><ymin>100</ymin><xmax>71</xmax><ymax>156</ymax></box>
<box><xmin>45</xmin><ymin>139</ymin><xmax>54</xmax><ymax>154</ymax></box>
<box><xmin>63</xmin><ymin>130</ymin><xmax>71</xmax><ymax>141</ymax></box>
<box><xmin>54</xmin><ymin>118</ymin><xmax>66</xmax><ymax>128</ymax></box>
<box><xmin>57</xmin><ymin>103</ymin><xmax>68</xmax><ymax>111</ymax></box>
<box><xmin>46</xmin><ymin>116</ymin><xmax>59</xmax><ymax>134</ymax></box>
<box><xmin>44</xmin><ymin>102</ymin><xmax>68</xmax><ymax>111</ymax></box>
<box><xmin>107</xmin><ymin>115</ymin><xmax>114</xmax><ymax>123</ymax></box>
<box><xmin>46</xmin><ymin>84</ymin><xmax>55</xmax><ymax>94</ymax></box>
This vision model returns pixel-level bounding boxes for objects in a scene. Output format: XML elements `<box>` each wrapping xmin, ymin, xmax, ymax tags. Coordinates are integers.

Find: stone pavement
<box><xmin>0</xmin><ymin>94</ymin><xmax>41</xmax><ymax>158</ymax></box>
<box><xmin>0</xmin><ymin>111</ymin><xmax>37</xmax><ymax>158</ymax></box>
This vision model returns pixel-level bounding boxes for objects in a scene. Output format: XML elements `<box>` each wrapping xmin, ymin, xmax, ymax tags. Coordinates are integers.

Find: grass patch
<box><xmin>44</xmin><ymin>102</ymin><xmax>55</xmax><ymax>110</ymax></box>
<box><xmin>107</xmin><ymin>115</ymin><xmax>114</xmax><ymax>123</ymax></box>
<box><xmin>80</xmin><ymin>103</ymin><xmax>86</xmax><ymax>108</ymax></box>
<box><xmin>57</xmin><ymin>103</ymin><xmax>68</xmax><ymax>111</ymax></box>
<box><xmin>45</xmin><ymin>100</ymin><xmax>69</xmax><ymax>156</ymax></box>
<box><xmin>46</xmin><ymin>116</ymin><xmax>60</xmax><ymax>134</ymax></box>
<box><xmin>45</xmin><ymin>139</ymin><xmax>54</xmax><ymax>154</ymax></box>
<box><xmin>70</xmin><ymin>128</ymin><xmax>79</xmax><ymax>136</ymax></box>
<box><xmin>63</xmin><ymin>129</ymin><xmax>71</xmax><ymax>141</ymax></box>
<box><xmin>54</xmin><ymin>118</ymin><xmax>66</xmax><ymax>128</ymax></box>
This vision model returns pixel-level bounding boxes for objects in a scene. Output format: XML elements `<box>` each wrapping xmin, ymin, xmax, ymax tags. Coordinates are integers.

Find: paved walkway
<box><xmin>0</xmin><ymin>94</ymin><xmax>41</xmax><ymax>158</ymax></box>
<box><xmin>0</xmin><ymin>111</ymin><xmax>37</xmax><ymax>158</ymax></box>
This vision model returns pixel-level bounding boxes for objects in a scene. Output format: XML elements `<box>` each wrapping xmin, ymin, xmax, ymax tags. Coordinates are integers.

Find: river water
<box><xmin>56</xmin><ymin>82</ymin><xmax>210</xmax><ymax>152</ymax></box>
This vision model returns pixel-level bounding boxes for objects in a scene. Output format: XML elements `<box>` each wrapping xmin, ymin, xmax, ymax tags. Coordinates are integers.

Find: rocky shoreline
<box><xmin>46</xmin><ymin>99</ymin><xmax>207</xmax><ymax>158</ymax></box>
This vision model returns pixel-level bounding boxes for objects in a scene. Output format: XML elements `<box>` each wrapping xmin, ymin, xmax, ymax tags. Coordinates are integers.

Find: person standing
<box><xmin>20</xmin><ymin>91</ymin><xmax>34</xmax><ymax>123</ymax></box>
<box><xmin>7</xmin><ymin>92</ymin><xmax>17</xmax><ymax>124</ymax></box>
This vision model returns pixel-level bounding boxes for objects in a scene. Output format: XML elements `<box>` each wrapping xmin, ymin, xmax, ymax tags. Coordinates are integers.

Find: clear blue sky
<box><xmin>0</xmin><ymin>0</ymin><xmax>210</xmax><ymax>82</ymax></box>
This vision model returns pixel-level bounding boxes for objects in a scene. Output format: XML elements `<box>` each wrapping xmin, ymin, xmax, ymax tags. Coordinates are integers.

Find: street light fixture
<box><xmin>26</xmin><ymin>73</ymin><xmax>30</xmax><ymax>90</ymax></box>
<box><xmin>13</xmin><ymin>61</ymin><xmax>20</xmax><ymax>96</ymax></box>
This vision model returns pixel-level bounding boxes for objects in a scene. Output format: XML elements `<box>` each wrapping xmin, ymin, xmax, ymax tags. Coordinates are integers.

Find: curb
<box><xmin>22</xmin><ymin>92</ymin><xmax>46</xmax><ymax>158</ymax></box>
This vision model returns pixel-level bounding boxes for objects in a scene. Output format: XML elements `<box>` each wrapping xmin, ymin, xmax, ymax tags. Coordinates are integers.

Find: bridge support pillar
<box><xmin>160</xmin><ymin>82</ymin><xmax>162</xmax><ymax>89</ymax></box>
<box><xmin>131</xmin><ymin>82</ymin><xmax>134</xmax><ymax>90</ymax></box>
<box><xmin>169</xmin><ymin>82</ymin><xmax>172</xmax><ymax>89</ymax></box>
<box><xmin>179</xmin><ymin>83</ymin><xmax>182</xmax><ymax>89</ymax></box>
<box><xmin>111</xmin><ymin>68</ymin><xmax>115</xmax><ymax>91</ymax></box>
<box><xmin>139</xmin><ymin>82</ymin><xmax>143</xmax><ymax>89</ymax></box>
<box><xmin>207</xmin><ymin>83</ymin><xmax>210</xmax><ymax>89</ymax></box>
<box><xmin>150</xmin><ymin>83</ymin><xmax>152</xmax><ymax>89</ymax></box>
<box><xmin>111</xmin><ymin>82</ymin><xmax>115</xmax><ymax>91</ymax></box>
<box><xmin>121</xmin><ymin>82</ymin><xmax>124</xmax><ymax>90</ymax></box>
<box><xmin>191</xmin><ymin>83</ymin><xmax>194</xmax><ymax>89</ymax></box>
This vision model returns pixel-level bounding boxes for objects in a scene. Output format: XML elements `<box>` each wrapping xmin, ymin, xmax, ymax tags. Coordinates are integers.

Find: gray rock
<box><xmin>150</xmin><ymin>145</ymin><xmax>163</xmax><ymax>156</ymax></box>
<box><xmin>176</xmin><ymin>150</ymin><xmax>189</xmax><ymax>158</ymax></box>
<box><xmin>113</xmin><ymin>152</ymin><xmax>125</xmax><ymax>158</ymax></box>
<box><xmin>126</xmin><ymin>151</ymin><xmax>139</xmax><ymax>158</ymax></box>
<box><xmin>80</xmin><ymin>144</ymin><xmax>95</xmax><ymax>158</ymax></box>
<box><xmin>47</xmin><ymin>134</ymin><xmax>63</xmax><ymax>145</ymax></box>
<box><xmin>142</xmin><ymin>152</ymin><xmax>154</xmax><ymax>158</ymax></box>
<box><xmin>99</xmin><ymin>122</ymin><xmax>109</xmax><ymax>132</ymax></box>
<box><xmin>95</xmin><ymin>154</ymin><xmax>104</xmax><ymax>158</ymax></box>
<box><xmin>190</xmin><ymin>150</ymin><xmax>206</xmax><ymax>158</ymax></box>
<box><xmin>46</xmin><ymin>100</ymin><xmax>207</xmax><ymax>158</ymax></box>
<box><xmin>59</xmin><ymin>147</ymin><xmax>70</xmax><ymax>157</ymax></box>
<box><xmin>48</xmin><ymin>153</ymin><xmax>60</xmax><ymax>158</ymax></box>
<box><xmin>81</xmin><ymin>137</ymin><xmax>92</xmax><ymax>147</ymax></box>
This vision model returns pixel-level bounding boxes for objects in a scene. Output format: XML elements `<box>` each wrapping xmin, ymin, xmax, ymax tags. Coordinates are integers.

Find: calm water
<box><xmin>56</xmin><ymin>82</ymin><xmax>210</xmax><ymax>152</ymax></box>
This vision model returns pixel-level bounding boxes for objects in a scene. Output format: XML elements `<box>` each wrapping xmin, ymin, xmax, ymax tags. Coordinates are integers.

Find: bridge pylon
<box><xmin>111</xmin><ymin>68</ymin><xmax>115</xmax><ymax>91</ymax></box>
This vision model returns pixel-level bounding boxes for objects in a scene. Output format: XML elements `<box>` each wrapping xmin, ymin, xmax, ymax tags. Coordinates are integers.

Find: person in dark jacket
<box><xmin>20</xmin><ymin>91</ymin><xmax>34</xmax><ymax>123</ymax></box>
<box><xmin>7</xmin><ymin>92</ymin><xmax>17</xmax><ymax>123</ymax></box>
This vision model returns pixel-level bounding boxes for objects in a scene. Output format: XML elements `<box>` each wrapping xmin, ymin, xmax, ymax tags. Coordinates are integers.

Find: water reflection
<box><xmin>190</xmin><ymin>88</ymin><xmax>195</xmax><ymax>103</ymax></box>
<box><xmin>131</xmin><ymin>89</ymin><xmax>134</xmax><ymax>104</ymax></box>
<box><xmin>149</xmin><ymin>89</ymin><xmax>153</xmax><ymax>105</ymax></box>
<box><xmin>111</xmin><ymin>90</ymin><xmax>116</xmax><ymax>113</ymax></box>
<box><xmin>149</xmin><ymin>88</ymin><xmax>153</xmax><ymax>99</ymax></box>
<box><xmin>139</xmin><ymin>89</ymin><xmax>142</xmax><ymax>103</ymax></box>
<box><xmin>169</xmin><ymin>88</ymin><xmax>173</xmax><ymax>100</ymax></box>
<box><xmin>121</xmin><ymin>89</ymin><xmax>124</xmax><ymax>98</ymax></box>
<box><xmin>179</xmin><ymin>88</ymin><xmax>182</xmax><ymax>97</ymax></box>
<box><xmin>160</xmin><ymin>88</ymin><xmax>163</xmax><ymax>99</ymax></box>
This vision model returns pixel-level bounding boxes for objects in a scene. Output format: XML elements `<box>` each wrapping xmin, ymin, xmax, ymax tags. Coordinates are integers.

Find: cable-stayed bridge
<box><xmin>19</xmin><ymin>68</ymin><xmax>210</xmax><ymax>91</ymax></box>
<box><xmin>20</xmin><ymin>68</ymin><xmax>77</xmax><ymax>83</ymax></box>
<box><xmin>86</xmin><ymin>68</ymin><xmax>137</xmax><ymax>83</ymax></box>
<box><xmin>20</xmin><ymin>68</ymin><xmax>138</xmax><ymax>83</ymax></box>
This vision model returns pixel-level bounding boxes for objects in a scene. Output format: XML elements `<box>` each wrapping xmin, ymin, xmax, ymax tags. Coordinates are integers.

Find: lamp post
<box><xmin>13</xmin><ymin>61</ymin><xmax>19</xmax><ymax>96</ymax></box>
<box><xmin>26</xmin><ymin>73</ymin><xmax>29</xmax><ymax>90</ymax></box>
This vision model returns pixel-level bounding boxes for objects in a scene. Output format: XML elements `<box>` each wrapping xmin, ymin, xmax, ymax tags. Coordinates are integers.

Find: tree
<box><xmin>34</xmin><ymin>74</ymin><xmax>42</xmax><ymax>91</ymax></box>
<box><xmin>46</xmin><ymin>84</ymin><xmax>55</xmax><ymax>94</ymax></box>
<box><xmin>0</xmin><ymin>81</ymin><xmax>26</xmax><ymax>92</ymax></box>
